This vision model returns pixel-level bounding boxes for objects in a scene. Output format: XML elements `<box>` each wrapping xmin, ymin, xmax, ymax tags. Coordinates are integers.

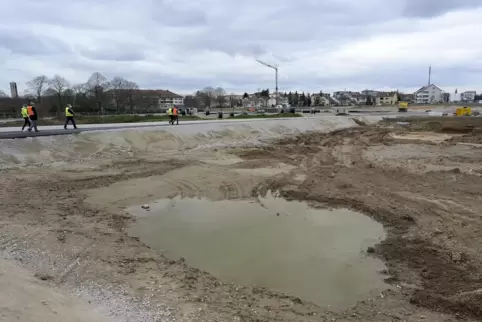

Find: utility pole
<box><xmin>256</xmin><ymin>59</ymin><xmax>278</xmax><ymax>107</ymax></box>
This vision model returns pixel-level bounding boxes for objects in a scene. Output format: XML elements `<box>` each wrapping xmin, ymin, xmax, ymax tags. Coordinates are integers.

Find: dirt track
<box><xmin>1</xmin><ymin>119</ymin><xmax>482</xmax><ymax>321</ymax></box>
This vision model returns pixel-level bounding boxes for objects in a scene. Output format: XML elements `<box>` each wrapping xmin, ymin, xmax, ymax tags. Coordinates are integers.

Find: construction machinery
<box><xmin>398</xmin><ymin>101</ymin><xmax>408</xmax><ymax>112</ymax></box>
<box><xmin>455</xmin><ymin>107</ymin><xmax>472</xmax><ymax>116</ymax></box>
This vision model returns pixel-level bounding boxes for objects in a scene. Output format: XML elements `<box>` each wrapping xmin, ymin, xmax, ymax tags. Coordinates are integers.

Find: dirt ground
<box><xmin>0</xmin><ymin>258</ymin><xmax>115</xmax><ymax>321</ymax></box>
<box><xmin>1</xmin><ymin>118</ymin><xmax>482</xmax><ymax>321</ymax></box>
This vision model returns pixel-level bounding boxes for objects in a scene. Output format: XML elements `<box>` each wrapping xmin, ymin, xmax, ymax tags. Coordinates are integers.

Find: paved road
<box><xmin>0</xmin><ymin>117</ymin><xmax>316</xmax><ymax>139</ymax></box>
<box><xmin>0</xmin><ymin>112</ymin><xmax>432</xmax><ymax>140</ymax></box>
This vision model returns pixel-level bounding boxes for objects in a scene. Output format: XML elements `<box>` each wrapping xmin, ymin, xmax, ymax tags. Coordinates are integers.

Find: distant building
<box><xmin>9</xmin><ymin>82</ymin><xmax>18</xmax><ymax>98</ymax></box>
<box><xmin>375</xmin><ymin>91</ymin><xmax>398</xmax><ymax>105</ymax></box>
<box><xmin>460</xmin><ymin>91</ymin><xmax>476</xmax><ymax>103</ymax></box>
<box><xmin>106</xmin><ymin>89</ymin><xmax>183</xmax><ymax>108</ymax></box>
<box><xmin>267</xmin><ymin>96</ymin><xmax>288</xmax><ymax>107</ymax></box>
<box><xmin>413</xmin><ymin>84</ymin><xmax>443</xmax><ymax>104</ymax></box>
<box><xmin>400</xmin><ymin>94</ymin><xmax>414</xmax><ymax>103</ymax></box>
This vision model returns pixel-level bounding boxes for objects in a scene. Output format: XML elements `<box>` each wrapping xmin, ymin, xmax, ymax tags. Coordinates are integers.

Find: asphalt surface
<box><xmin>0</xmin><ymin>117</ymin><xmax>310</xmax><ymax>139</ymax></box>
<box><xmin>0</xmin><ymin>111</ymin><xmax>436</xmax><ymax>140</ymax></box>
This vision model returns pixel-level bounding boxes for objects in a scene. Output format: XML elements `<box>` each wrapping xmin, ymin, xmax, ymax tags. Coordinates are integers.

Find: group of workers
<box><xmin>20</xmin><ymin>102</ymin><xmax>39</xmax><ymax>132</ymax></box>
<box><xmin>20</xmin><ymin>102</ymin><xmax>77</xmax><ymax>132</ymax></box>
<box><xmin>19</xmin><ymin>104</ymin><xmax>180</xmax><ymax>132</ymax></box>
<box><xmin>167</xmin><ymin>106</ymin><xmax>179</xmax><ymax>125</ymax></box>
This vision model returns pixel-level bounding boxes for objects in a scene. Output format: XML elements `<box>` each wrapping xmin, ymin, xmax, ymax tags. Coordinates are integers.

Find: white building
<box><xmin>267</xmin><ymin>96</ymin><xmax>289</xmax><ymax>107</ymax></box>
<box><xmin>460</xmin><ymin>91</ymin><xmax>476</xmax><ymax>102</ymax></box>
<box><xmin>413</xmin><ymin>84</ymin><xmax>443</xmax><ymax>104</ymax></box>
<box><xmin>159</xmin><ymin>97</ymin><xmax>183</xmax><ymax>107</ymax></box>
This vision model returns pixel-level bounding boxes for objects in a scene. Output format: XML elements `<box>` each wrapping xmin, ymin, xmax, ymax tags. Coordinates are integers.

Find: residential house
<box><xmin>267</xmin><ymin>96</ymin><xmax>289</xmax><ymax>107</ymax></box>
<box><xmin>413</xmin><ymin>84</ymin><xmax>443</xmax><ymax>104</ymax></box>
<box><xmin>375</xmin><ymin>91</ymin><xmax>398</xmax><ymax>105</ymax></box>
<box><xmin>460</xmin><ymin>91</ymin><xmax>476</xmax><ymax>102</ymax></box>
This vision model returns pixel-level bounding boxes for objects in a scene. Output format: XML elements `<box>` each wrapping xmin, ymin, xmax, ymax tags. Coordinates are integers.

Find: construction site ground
<box><xmin>1</xmin><ymin>116</ymin><xmax>482</xmax><ymax>321</ymax></box>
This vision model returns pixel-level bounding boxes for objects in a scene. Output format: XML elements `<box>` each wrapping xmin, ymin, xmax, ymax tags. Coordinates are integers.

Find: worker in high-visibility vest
<box><xmin>171</xmin><ymin>106</ymin><xmax>179</xmax><ymax>125</ymax></box>
<box><xmin>21</xmin><ymin>104</ymin><xmax>31</xmax><ymax>131</ymax></box>
<box><xmin>26</xmin><ymin>102</ymin><xmax>39</xmax><ymax>132</ymax></box>
<box><xmin>167</xmin><ymin>107</ymin><xmax>174</xmax><ymax>124</ymax></box>
<box><xmin>64</xmin><ymin>104</ymin><xmax>77</xmax><ymax>129</ymax></box>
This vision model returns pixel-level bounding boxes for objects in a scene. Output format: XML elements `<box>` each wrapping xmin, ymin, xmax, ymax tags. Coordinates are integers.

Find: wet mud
<box><xmin>127</xmin><ymin>195</ymin><xmax>388</xmax><ymax>311</ymax></box>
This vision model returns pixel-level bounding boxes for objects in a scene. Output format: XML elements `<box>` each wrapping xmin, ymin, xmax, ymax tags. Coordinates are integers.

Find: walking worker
<box><xmin>172</xmin><ymin>106</ymin><xmax>179</xmax><ymax>125</ymax></box>
<box><xmin>64</xmin><ymin>104</ymin><xmax>77</xmax><ymax>129</ymax></box>
<box><xmin>27</xmin><ymin>102</ymin><xmax>39</xmax><ymax>132</ymax></box>
<box><xmin>167</xmin><ymin>107</ymin><xmax>174</xmax><ymax>124</ymax></box>
<box><xmin>21</xmin><ymin>104</ymin><xmax>31</xmax><ymax>131</ymax></box>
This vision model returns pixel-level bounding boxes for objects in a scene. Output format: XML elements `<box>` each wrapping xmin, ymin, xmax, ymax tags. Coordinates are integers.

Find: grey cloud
<box><xmin>402</xmin><ymin>0</ymin><xmax>482</xmax><ymax>17</ymax></box>
<box><xmin>77</xmin><ymin>46</ymin><xmax>145</xmax><ymax>62</ymax></box>
<box><xmin>173</xmin><ymin>1</ymin><xmax>394</xmax><ymax>57</ymax></box>
<box><xmin>316</xmin><ymin>65</ymin><xmax>479</xmax><ymax>92</ymax></box>
<box><xmin>150</xmin><ymin>1</ymin><xmax>208</xmax><ymax>27</ymax></box>
<box><xmin>0</xmin><ymin>0</ymin><xmax>114</xmax><ymax>31</ymax></box>
<box><xmin>1</xmin><ymin>0</ymin><xmax>481</xmax><ymax>94</ymax></box>
<box><xmin>0</xmin><ymin>30</ymin><xmax>71</xmax><ymax>55</ymax></box>
<box><xmin>179</xmin><ymin>36</ymin><xmax>270</xmax><ymax>57</ymax></box>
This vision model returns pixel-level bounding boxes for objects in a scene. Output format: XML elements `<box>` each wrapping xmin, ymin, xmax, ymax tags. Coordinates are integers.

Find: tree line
<box><xmin>184</xmin><ymin>86</ymin><xmax>242</xmax><ymax>109</ymax></box>
<box><xmin>0</xmin><ymin>76</ymin><xmax>243</xmax><ymax>115</ymax></box>
<box><xmin>0</xmin><ymin>72</ymin><xmax>145</xmax><ymax>116</ymax></box>
<box><xmin>184</xmin><ymin>88</ymin><xmax>328</xmax><ymax>109</ymax></box>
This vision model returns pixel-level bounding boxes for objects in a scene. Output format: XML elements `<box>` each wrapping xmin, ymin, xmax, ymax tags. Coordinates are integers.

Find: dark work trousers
<box><xmin>22</xmin><ymin>117</ymin><xmax>31</xmax><ymax>131</ymax></box>
<box><xmin>27</xmin><ymin>119</ymin><xmax>38</xmax><ymax>132</ymax></box>
<box><xmin>64</xmin><ymin>116</ymin><xmax>77</xmax><ymax>129</ymax></box>
<box><xmin>171</xmin><ymin>115</ymin><xmax>179</xmax><ymax>125</ymax></box>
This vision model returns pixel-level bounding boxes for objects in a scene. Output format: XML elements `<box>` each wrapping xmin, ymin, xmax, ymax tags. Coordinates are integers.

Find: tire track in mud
<box><xmin>84</xmin><ymin>162</ymin><xmax>270</xmax><ymax>209</ymax></box>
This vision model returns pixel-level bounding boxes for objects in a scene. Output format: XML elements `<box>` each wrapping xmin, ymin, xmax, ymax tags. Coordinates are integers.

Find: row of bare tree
<box><xmin>0</xmin><ymin>72</ymin><xmax>142</xmax><ymax>115</ymax></box>
<box><xmin>0</xmin><ymin>74</ymin><xmax>240</xmax><ymax>116</ymax></box>
<box><xmin>187</xmin><ymin>86</ymin><xmax>243</xmax><ymax>109</ymax></box>
<box><xmin>24</xmin><ymin>72</ymin><xmax>140</xmax><ymax>114</ymax></box>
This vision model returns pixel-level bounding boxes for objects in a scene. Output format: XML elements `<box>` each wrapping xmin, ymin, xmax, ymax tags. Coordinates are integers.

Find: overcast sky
<box><xmin>0</xmin><ymin>0</ymin><xmax>481</xmax><ymax>95</ymax></box>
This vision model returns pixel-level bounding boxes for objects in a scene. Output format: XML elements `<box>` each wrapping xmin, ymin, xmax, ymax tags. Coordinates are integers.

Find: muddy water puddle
<box><xmin>127</xmin><ymin>194</ymin><xmax>389</xmax><ymax>310</ymax></box>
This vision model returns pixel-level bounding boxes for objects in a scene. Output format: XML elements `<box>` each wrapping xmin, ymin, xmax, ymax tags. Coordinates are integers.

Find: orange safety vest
<box><xmin>172</xmin><ymin>107</ymin><xmax>178</xmax><ymax>116</ymax></box>
<box><xmin>27</xmin><ymin>106</ymin><xmax>34</xmax><ymax>116</ymax></box>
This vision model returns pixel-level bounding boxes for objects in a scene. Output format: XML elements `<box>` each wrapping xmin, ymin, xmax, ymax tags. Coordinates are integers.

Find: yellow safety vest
<box><xmin>167</xmin><ymin>108</ymin><xmax>173</xmax><ymax>115</ymax></box>
<box><xmin>65</xmin><ymin>107</ymin><xmax>73</xmax><ymax>117</ymax></box>
<box><xmin>21</xmin><ymin>107</ymin><xmax>28</xmax><ymax>118</ymax></box>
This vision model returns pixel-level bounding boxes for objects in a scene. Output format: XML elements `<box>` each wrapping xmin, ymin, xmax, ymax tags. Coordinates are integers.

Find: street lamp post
<box><xmin>256</xmin><ymin>59</ymin><xmax>278</xmax><ymax>107</ymax></box>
